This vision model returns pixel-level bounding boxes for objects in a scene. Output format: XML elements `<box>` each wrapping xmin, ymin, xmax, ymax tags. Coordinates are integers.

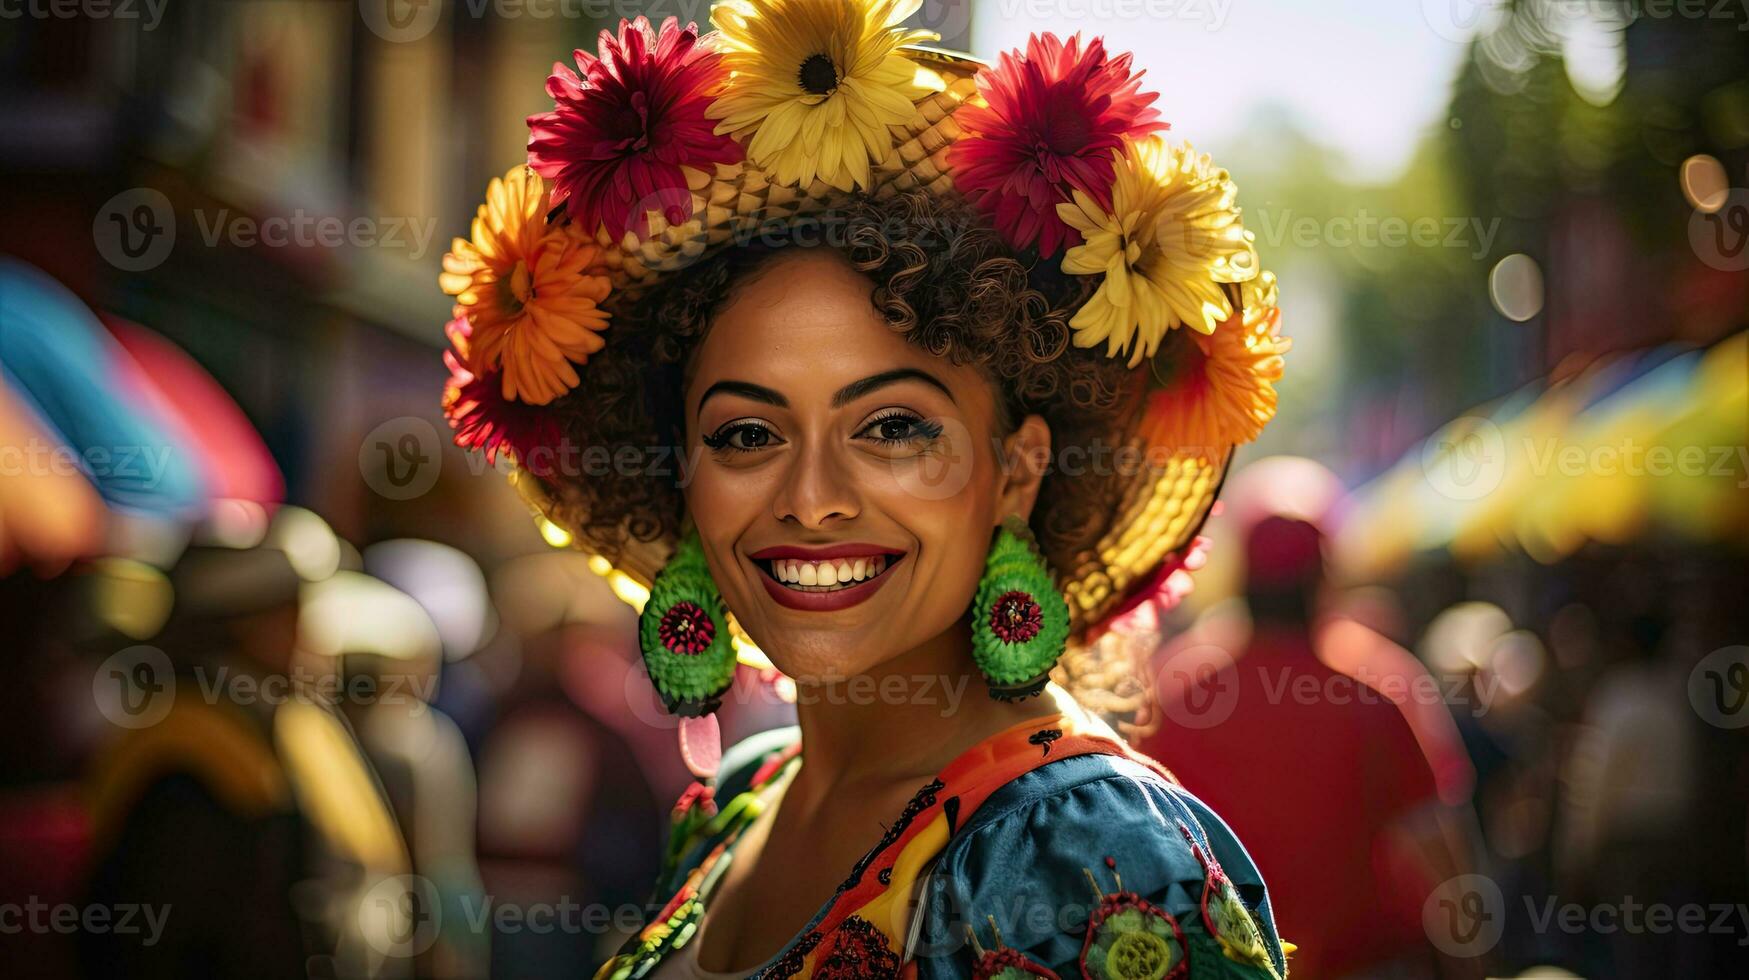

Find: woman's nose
<box><xmin>771</xmin><ymin>441</ymin><xmax>859</xmax><ymax>529</ymax></box>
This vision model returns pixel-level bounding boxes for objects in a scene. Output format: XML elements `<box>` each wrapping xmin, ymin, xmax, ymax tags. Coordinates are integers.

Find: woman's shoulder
<box><xmin>916</xmin><ymin>750</ymin><xmax>1290</xmax><ymax>979</ymax></box>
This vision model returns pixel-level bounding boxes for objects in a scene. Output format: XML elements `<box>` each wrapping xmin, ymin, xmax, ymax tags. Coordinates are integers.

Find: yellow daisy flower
<box><xmin>1055</xmin><ymin>137</ymin><xmax>1258</xmax><ymax>367</ymax></box>
<box><xmin>439</xmin><ymin>166</ymin><xmax>612</xmax><ymax>406</ymax></box>
<box><xmin>706</xmin><ymin>0</ymin><xmax>937</xmax><ymax>192</ymax></box>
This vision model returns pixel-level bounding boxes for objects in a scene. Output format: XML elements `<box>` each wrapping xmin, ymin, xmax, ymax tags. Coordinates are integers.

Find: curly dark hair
<box><xmin>537</xmin><ymin>189</ymin><xmax>1147</xmax><ymax>589</ymax></box>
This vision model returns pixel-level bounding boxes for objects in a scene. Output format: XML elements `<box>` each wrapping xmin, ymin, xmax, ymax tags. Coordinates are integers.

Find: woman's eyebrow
<box><xmin>831</xmin><ymin>368</ymin><xmax>956</xmax><ymax>408</ymax></box>
<box><xmin>696</xmin><ymin>380</ymin><xmax>788</xmax><ymax>414</ymax></box>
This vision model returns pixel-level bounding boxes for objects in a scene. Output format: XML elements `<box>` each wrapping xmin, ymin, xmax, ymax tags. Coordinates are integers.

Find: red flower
<box><xmin>442</xmin><ymin>314</ymin><xmax>562</xmax><ymax>466</ymax></box>
<box><xmin>527</xmin><ymin>16</ymin><xmax>743</xmax><ymax>243</ymax></box>
<box><xmin>949</xmin><ymin>32</ymin><xmax>1166</xmax><ymax>257</ymax></box>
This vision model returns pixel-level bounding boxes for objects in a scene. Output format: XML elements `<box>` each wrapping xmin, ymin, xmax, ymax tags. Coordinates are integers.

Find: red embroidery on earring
<box><xmin>989</xmin><ymin>591</ymin><xmax>1043</xmax><ymax>643</ymax></box>
<box><xmin>659</xmin><ymin>601</ymin><xmax>715</xmax><ymax>653</ymax></box>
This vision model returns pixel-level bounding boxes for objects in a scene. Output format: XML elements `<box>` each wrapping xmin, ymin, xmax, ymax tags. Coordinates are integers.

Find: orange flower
<box><xmin>1138</xmin><ymin>304</ymin><xmax>1289</xmax><ymax>459</ymax></box>
<box><xmin>440</xmin><ymin>166</ymin><xmax>612</xmax><ymax>405</ymax></box>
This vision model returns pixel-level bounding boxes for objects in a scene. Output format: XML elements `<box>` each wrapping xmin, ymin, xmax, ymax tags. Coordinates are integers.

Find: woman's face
<box><xmin>682</xmin><ymin>249</ymin><xmax>1048</xmax><ymax>683</ymax></box>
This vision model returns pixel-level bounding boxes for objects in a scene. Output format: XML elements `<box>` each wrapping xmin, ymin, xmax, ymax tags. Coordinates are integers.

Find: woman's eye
<box><xmin>858</xmin><ymin>413</ymin><xmax>944</xmax><ymax>445</ymax></box>
<box><xmin>704</xmin><ymin>422</ymin><xmax>780</xmax><ymax>452</ymax></box>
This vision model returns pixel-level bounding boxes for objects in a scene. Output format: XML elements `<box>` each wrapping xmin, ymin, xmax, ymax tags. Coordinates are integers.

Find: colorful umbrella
<box><xmin>102</xmin><ymin>316</ymin><xmax>284</xmax><ymax>506</ymax></box>
<box><xmin>0</xmin><ymin>259</ymin><xmax>205</xmax><ymax>518</ymax></box>
<box><xmin>0</xmin><ymin>377</ymin><xmax>106</xmax><ymax>574</ymax></box>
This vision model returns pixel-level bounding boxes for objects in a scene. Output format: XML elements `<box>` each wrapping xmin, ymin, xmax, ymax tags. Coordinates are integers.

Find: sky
<box><xmin>972</xmin><ymin>0</ymin><xmax>1478</xmax><ymax>183</ymax></box>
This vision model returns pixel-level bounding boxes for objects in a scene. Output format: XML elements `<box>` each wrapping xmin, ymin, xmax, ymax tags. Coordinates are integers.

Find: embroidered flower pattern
<box><xmin>1179</xmin><ymin>825</ymin><xmax>1280</xmax><ymax>977</ymax></box>
<box><xmin>1080</xmin><ymin>859</ymin><xmax>1188</xmax><ymax>980</ymax></box>
<box><xmin>814</xmin><ymin>915</ymin><xmax>901</xmax><ymax>979</ymax></box>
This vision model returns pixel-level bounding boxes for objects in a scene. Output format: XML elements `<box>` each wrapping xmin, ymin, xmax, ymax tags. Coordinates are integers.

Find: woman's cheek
<box><xmin>877</xmin><ymin>416</ymin><xmax>981</xmax><ymax>504</ymax></box>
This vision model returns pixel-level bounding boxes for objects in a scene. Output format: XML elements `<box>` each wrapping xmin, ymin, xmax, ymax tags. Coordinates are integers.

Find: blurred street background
<box><xmin>1</xmin><ymin>1</ymin><xmax>1746</xmax><ymax>977</ymax></box>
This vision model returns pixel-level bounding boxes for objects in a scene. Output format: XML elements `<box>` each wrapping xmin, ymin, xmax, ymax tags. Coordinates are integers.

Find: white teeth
<box><xmin>765</xmin><ymin>555</ymin><xmax>896</xmax><ymax>590</ymax></box>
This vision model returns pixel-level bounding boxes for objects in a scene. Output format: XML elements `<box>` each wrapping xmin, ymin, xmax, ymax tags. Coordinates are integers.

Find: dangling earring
<box><xmin>640</xmin><ymin>529</ymin><xmax>737</xmax><ymax>779</ymax></box>
<box><xmin>970</xmin><ymin>516</ymin><xmax>1069</xmax><ymax>701</ymax></box>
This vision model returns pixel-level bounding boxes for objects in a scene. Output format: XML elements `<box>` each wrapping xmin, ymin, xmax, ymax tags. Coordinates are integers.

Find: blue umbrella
<box><xmin>0</xmin><ymin>258</ymin><xmax>205</xmax><ymax>517</ymax></box>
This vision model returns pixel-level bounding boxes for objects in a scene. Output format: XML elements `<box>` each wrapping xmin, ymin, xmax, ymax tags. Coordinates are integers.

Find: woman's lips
<box><xmin>746</xmin><ymin>545</ymin><xmax>905</xmax><ymax>612</ymax></box>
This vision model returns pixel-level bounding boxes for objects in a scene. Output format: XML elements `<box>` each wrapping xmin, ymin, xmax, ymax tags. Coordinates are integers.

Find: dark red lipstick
<box><xmin>746</xmin><ymin>544</ymin><xmax>906</xmax><ymax>612</ymax></box>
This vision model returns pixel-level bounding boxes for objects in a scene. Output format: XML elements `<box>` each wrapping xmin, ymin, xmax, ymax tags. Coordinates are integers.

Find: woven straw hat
<box><xmin>445</xmin><ymin>23</ymin><xmax>1280</xmax><ymax>640</ymax></box>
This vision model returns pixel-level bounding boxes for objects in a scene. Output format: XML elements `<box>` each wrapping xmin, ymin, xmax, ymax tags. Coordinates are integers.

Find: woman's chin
<box><xmin>741</xmin><ymin>625</ymin><xmax>897</xmax><ymax>685</ymax></box>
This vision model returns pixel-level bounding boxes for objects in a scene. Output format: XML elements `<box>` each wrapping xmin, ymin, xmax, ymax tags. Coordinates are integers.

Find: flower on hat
<box><xmin>439</xmin><ymin>166</ymin><xmax>613</xmax><ymax>406</ymax></box>
<box><xmin>441</xmin><ymin>314</ymin><xmax>563</xmax><ymax>465</ymax></box>
<box><xmin>1056</xmin><ymin>137</ymin><xmax>1257</xmax><ymax>367</ymax></box>
<box><xmin>1137</xmin><ymin>301</ymin><xmax>1289</xmax><ymax>459</ymax></box>
<box><xmin>527</xmin><ymin>17</ymin><xmax>743</xmax><ymax>244</ymax></box>
<box><xmin>949</xmin><ymin>33</ymin><xmax>1165</xmax><ymax>258</ymax></box>
<box><xmin>706</xmin><ymin>0</ymin><xmax>937</xmax><ymax>192</ymax></box>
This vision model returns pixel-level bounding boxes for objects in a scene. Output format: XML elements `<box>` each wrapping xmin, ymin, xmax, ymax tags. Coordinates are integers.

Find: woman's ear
<box><xmin>995</xmin><ymin>414</ymin><xmax>1052</xmax><ymax>522</ymax></box>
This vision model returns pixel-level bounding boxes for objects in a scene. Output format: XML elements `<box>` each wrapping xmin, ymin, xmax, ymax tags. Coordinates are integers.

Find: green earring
<box><xmin>639</xmin><ymin>530</ymin><xmax>737</xmax><ymax>717</ymax></box>
<box><xmin>971</xmin><ymin>516</ymin><xmax>1070</xmax><ymax>701</ymax></box>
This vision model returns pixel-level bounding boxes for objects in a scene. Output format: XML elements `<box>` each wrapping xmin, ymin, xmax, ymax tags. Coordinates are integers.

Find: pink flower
<box><xmin>527</xmin><ymin>17</ymin><xmax>743</xmax><ymax>243</ymax></box>
<box><xmin>949</xmin><ymin>33</ymin><xmax>1166</xmax><ymax>257</ymax></box>
<box><xmin>442</xmin><ymin>315</ymin><xmax>561</xmax><ymax>466</ymax></box>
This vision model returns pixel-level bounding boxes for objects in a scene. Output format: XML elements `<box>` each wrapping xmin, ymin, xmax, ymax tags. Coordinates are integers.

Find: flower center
<box><xmin>989</xmin><ymin>591</ymin><xmax>1043</xmax><ymax>644</ymax></box>
<box><xmin>1036</xmin><ymin>86</ymin><xmax>1093</xmax><ymax>156</ymax></box>
<box><xmin>658</xmin><ymin>601</ymin><xmax>715</xmax><ymax>655</ymax></box>
<box><xmin>1149</xmin><ymin>328</ymin><xmax>1209</xmax><ymax>390</ymax></box>
<box><xmin>798</xmin><ymin>53</ymin><xmax>839</xmax><ymax>95</ymax></box>
<box><xmin>508</xmin><ymin>260</ymin><xmax>536</xmax><ymax>307</ymax></box>
<box><xmin>1106</xmin><ymin>930</ymin><xmax>1172</xmax><ymax>980</ymax></box>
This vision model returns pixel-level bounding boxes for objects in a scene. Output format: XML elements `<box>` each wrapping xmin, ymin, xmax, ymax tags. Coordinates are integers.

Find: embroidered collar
<box><xmin>596</xmin><ymin>703</ymin><xmax>1172</xmax><ymax>980</ymax></box>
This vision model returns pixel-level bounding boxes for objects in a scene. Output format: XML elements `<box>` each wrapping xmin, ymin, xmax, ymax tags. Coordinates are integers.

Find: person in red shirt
<box><xmin>1141</xmin><ymin>516</ymin><xmax>1471</xmax><ymax>979</ymax></box>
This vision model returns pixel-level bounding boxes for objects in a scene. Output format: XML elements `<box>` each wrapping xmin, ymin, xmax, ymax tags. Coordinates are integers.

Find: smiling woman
<box><xmin>438</xmin><ymin>8</ymin><xmax>1291</xmax><ymax>978</ymax></box>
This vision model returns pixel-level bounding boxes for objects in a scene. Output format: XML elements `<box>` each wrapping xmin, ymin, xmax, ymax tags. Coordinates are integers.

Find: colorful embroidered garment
<box><xmin>594</xmin><ymin>710</ymin><xmax>1290</xmax><ymax>979</ymax></box>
